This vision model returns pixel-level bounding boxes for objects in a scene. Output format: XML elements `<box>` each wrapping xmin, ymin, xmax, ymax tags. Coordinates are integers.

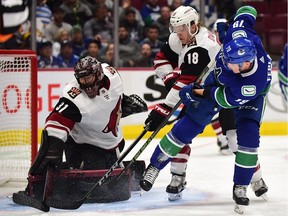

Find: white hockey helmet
<box><xmin>170</xmin><ymin>6</ymin><xmax>199</xmax><ymax>31</ymax></box>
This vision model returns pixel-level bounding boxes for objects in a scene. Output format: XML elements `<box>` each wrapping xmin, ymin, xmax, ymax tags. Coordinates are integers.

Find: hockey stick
<box><xmin>165</xmin><ymin>53</ymin><xmax>217</xmax><ymax>125</ymax></box>
<box><xmin>45</xmin><ymin>125</ymin><xmax>149</xmax><ymax>210</ymax></box>
<box><xmin>115</xmin><ymin>99</ymin><xmax>182</xmax><ymax>181</ymax></box>
<box><xmin>194</xmin><ymin>55</ymin><xmax>216</xmax><ymax>85</ymax></box>
<box><xmin>12</xmin><ymin>168</ymin><xmax>52</xmax><ymax>212</ymax></box>
<box><xmin>115</xmin><ymin>55</ymin><xmax>217</xmax><ymax>181</ymax></box>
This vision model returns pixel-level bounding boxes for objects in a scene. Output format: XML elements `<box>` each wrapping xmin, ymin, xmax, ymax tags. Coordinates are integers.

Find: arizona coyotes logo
<box><xmin>188</xmin><ymin>37</ymin><xmax>197</xmax><ymax>47</ymax></box>
<box><xmin>102</xmin><ymin>96</ymin><xmax>122</xmax><ymax>137</ymax></box>
<box><xmin>68</xmin><ymin>87</ymin><xmax>81</xmax><ymax>99</ymax></box>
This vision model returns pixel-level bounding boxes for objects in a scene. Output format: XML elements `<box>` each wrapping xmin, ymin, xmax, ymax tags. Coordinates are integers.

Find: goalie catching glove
<box><xmin>145</xmin><ymin>103</ymin><xmax>172</xmax><ymax>131</ymax></box>
<box><xmin>122</xmin><ymin>94</ymin><xmax>148</xmax><ymax>118</ymax></box>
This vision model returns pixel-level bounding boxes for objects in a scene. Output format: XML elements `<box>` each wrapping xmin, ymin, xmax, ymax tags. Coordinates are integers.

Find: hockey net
<box><xmin>0</xmin><ymin>50</ymin><xmax>38</xmax><ymax>184</ymax></box>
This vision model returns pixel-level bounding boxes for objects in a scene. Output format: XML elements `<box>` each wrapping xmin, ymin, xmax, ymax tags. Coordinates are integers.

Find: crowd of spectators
<box><xmin>0</xmin><ymin>0</ymin><xmax>240</xmax><ymax>68</ymax></box>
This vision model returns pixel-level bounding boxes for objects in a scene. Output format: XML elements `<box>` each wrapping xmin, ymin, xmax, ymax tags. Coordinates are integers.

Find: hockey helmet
<box><xmin>74</xmin><ymin>56</ymin><xmax>104</xmax><ymax>98</ymax></box>
<box><xmin>223</xmin><ymin>37</ymin><xmax>257</xmax><ymax>64</ymax></box>
<box><xmin>169</xmin><ymin>6</ymin><xmax>199</xmax><ymax>35</ymax></box>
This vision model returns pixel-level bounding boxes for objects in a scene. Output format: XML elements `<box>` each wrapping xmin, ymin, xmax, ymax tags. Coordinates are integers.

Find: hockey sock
<box><xmin>150</xmin><ymin>132</ymin><xmax>186</xmax><ymax>170</ymax></box>
<box><xmin>211</xmin><ymin>117</ymin><xmax>226</xmax><ymax>145</ymax></box>
<box><xmin>234</xmin><ymin>145</ymin><xmax>258</xmax><ymax>185</ymax></box>
<box><xmin>250</xmin><ymin>163</ymin><xmax>262</xmax><ymax>182</ymax></box>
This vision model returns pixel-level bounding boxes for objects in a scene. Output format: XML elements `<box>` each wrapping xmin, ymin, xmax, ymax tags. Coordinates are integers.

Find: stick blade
<box><xmin>46</xmin><ymin>196</ymin><xmax>83</xmax><ymax>210</ymax></box>
<box><xmin>13</xmin><ymin>191</ymin><xmax>50</xmax><ymax>212</ymax></box>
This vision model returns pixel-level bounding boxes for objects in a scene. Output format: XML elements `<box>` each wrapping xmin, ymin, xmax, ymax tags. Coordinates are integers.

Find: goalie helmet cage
<box><xmin>0</xmin><ymin>50</ymin><xmax>38</xmax><ymax>184</ymax></box>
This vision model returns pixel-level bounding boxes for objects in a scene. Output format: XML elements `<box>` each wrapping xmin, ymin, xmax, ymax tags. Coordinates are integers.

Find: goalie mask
<box><xmin>74</xmin><ymin>56</ymin><xmax>104</xmax><ymax>99</ymax></box>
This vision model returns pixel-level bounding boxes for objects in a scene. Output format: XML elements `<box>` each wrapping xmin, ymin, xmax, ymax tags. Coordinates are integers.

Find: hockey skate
<box><xmin>166</xmin><ymin>173</ymin><xmax>187</xmax><ymax>201</ymax></box>
<box><xmin>233</xmin><ymin>185</ymin><xmax>249</xmax><ymax>214</ymax></box>
<box><xmin>251</xmin><ymin>178</ymin><xmax>268</xmax><ymax>201</ymax></box>
<box><xmin>140</xmin><ymin>164</ymin><xmax>160</xmax><ymax>192</ymax></box>
<box><xmin>217</xmin><ymin>137</ymin><xmax>232</xmax><ymax>155</ymax></box>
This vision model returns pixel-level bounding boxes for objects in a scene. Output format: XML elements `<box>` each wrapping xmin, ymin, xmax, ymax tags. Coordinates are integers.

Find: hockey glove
<box><xmin>217</xmin><ymin>22</ymin><xmax>228</xmax><ymax>44</ymax></box>
<box><xmin>122</xmin><ymin>94</ymin><xmax>148</xmax><ymax>117</ymax></box>
<box><xmin>179</xmin><ymin>83</ymin><xmax>205</xmax><ymax>108</ymax></box>
<box><xmin>29</xmin><ymin>130</ymin><xmax>64</xmax><ymax>175</ymax></box>
<box><xmin>145</xmin><ymin>103</ymin><xmax>172</xmax><ymax>131</ymax></box>
<box><xmin>162</xmin><ymin>72</ymin><xmax>180</xmax><ymax>91</ymax></box>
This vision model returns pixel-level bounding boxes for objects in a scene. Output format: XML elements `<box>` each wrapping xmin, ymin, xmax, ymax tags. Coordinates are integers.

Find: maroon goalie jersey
<box><xmin>44</xmin><ymin>63</ymin><xmax>124</xmax><ymax>150</ymax></box>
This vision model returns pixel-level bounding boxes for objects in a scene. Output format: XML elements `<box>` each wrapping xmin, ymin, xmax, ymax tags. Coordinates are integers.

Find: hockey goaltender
<box><xmin>12</xmin><ymin>56</ymin><xmax>148</xmax><ymax>211</ymax></box>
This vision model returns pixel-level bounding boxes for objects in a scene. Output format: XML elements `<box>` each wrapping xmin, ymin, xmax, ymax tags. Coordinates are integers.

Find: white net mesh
<box><xmin>0</xmin><ymin>53</ymin><xmax>36</xmax><ymax>183</ymax></box>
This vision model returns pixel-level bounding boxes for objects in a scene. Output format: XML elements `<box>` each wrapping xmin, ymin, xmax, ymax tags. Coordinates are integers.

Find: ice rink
<box><xmin>0</xmin><ymin>135</ymin><xmax>287</xmax><ymax>216</ymax></box>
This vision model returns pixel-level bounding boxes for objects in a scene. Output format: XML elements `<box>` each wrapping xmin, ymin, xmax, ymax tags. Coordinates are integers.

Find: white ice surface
<box><xmin>0</xmin><ymin>136</ymin><xmax>287</xmax><ymax>216</ymax></box>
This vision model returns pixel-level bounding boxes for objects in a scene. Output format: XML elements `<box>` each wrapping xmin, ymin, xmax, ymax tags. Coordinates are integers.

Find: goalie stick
<box><xmin>12</xmin><ymin>167</ymin><xmax>53</xmax><ymax>212</ymax></box>
<box><xmin>45</xmin><ymin>124</ymin><xmax>149</xmax><ymax>210</ymax></box>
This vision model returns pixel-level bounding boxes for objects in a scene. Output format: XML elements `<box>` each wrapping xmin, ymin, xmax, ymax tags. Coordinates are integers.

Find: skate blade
<box><xmin>219</xmin><ymin>149</ymin><xmax>233</xmax><ymax>155</ymax></box>
<box><xmin>260</xmin><ymin>193</ymin><xmax>268</xmax><ymax>201</ymax></box>
<box><xmin>168</xmin><ymin>192</ymin><xmax>182</xmax><ymax>201</ymax></box>
<box><xmin>234</xmin><ymin>204</ymin><xmax>245</xmax><ymax>214</ymax></box>
<box><xmin>140</xmin><ymin>189</ymin><xmax>145</xmax><ymax>196</ymax></box>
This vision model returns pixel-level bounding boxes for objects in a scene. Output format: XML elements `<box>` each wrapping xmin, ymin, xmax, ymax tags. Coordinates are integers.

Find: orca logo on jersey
<box><xmin>241</xmin><ymin>85</ymin><xmax>256</xmax><ymax>96</ymax></box>
<box><xmin>68</xmin><ymin>87</ymin><xmax>82</xmax><ymax>99</ymax></box>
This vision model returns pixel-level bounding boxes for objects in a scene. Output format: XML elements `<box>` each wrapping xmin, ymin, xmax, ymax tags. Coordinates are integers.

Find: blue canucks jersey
<box><xmin>209</xmin><ymin>6</ymin><xmax>272</xmax><ymax>108</ymax></box>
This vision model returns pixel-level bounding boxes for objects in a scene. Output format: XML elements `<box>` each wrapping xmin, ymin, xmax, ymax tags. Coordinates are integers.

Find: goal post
<box><xmin>0</xmin><ymin>50</ymin><xmax>38</xmax><ymax>183</ymax></box>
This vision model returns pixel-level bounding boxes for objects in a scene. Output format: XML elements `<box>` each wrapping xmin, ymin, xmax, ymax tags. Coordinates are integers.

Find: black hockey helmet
<box><xmin>74</xmin><ymin>56</ymin><xmax>104</xmax><ymax>98</ymax></box>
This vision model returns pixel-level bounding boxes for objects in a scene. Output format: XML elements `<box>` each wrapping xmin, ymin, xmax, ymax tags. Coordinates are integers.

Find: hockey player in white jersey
<box><xmin>143</xmin><ymin>5</ymin><xmax>221</xmax><ymax>201</ymax></box>
<box><xmin>13</xmin><ymin>56</ymin><xmax>148</xmax><ymax>211</ymax></box>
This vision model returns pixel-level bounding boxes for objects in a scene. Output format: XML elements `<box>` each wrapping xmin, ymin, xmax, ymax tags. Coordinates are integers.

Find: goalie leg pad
<box><xmin>123</xmin><ymin>160</ymin><xmax>146</xmax><ymax>191</ymax></box>
<box><xmin>50</xmin><ymin>168</ymin><xmax>132</xmax><ymax>204</ymax></box>
<box><xmin>83</xmin><ymin>172</ymin><xmax>131</xmax><ymax>203</ymax></box>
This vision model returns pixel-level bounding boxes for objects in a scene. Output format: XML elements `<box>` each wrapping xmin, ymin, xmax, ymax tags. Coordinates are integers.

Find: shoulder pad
<box><xmin>103</xmin><ymin>64</ymin><xmax>120</xmax><ymax>77</ymax></box>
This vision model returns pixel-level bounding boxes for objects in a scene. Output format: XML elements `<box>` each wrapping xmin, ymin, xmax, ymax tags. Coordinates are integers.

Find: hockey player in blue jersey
<box><xmin>140</xmin><ymin>5</ymin><xmax>271</xmax><ymax>214</ymax></box>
